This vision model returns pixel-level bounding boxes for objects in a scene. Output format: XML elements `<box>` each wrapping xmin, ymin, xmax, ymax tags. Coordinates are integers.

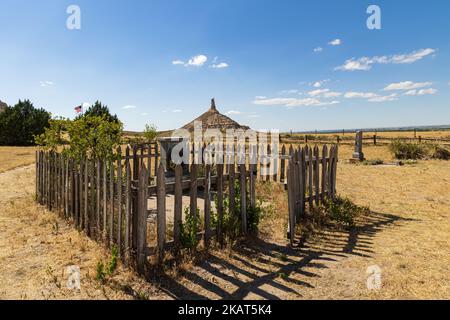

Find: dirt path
<box><xmin>0</xmin><ymin>162</ymin><xmax>449</xmax><ymax>300</ymax></box>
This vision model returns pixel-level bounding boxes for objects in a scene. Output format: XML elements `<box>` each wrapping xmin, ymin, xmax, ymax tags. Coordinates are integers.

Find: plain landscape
<box><xmin>1</xmin><ymin>130</ymin><xmax>449</xmax><ymax>300</ymax></box>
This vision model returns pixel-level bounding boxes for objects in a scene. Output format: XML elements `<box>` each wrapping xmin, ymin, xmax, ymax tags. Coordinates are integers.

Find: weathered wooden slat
<box><xmin>190</xmin><ymin>163</ymin><xmax>198</xmax><ymax>220</ymax></box>
<box><xmin>322</xmin><ymin>145</ymin><xmax>328</xmax><ymax>201</ymax></box>
<box><xmin>90</xmin><ymin>160</ymin><xmax>95</xmax><ymax>237</ymax></box>
<box><xmin>125</xmin><ymin>158</ymin><xmax>131</xmax><ymax>261</ymax></box>
<box><xmin>332</xmin><ymin>145</ymin><xmax>338</xmax><ymax>199</ymax></box>
<box><xmin>103</xmin><ymin>159</ymin><xmax>107</xmax><ymax>242</ymax></box>
<box><xmin>174</xmin><ymin>164</ymin><xmax>182</xmax><ymax>249</ymax></box>
<box><xmin>314</xmin><ymin>146</ymin><xmax>320</xmax><ymax>206</ymax></box>
<box><xmin>300</xmin><ymin>147</ymin><xmax>306</xmax><ymax>216</ymax></box>
<box><xmin>204</xmin><ymin>164</ymin><xmax>212</xmax><ymax>247</ymax></box>
<box><xmin>239</xmin><ymin>163</ymin><xmax>247</xmax><ymax>234</ymax></box>
<box><xmin>229</xmin><ymin>161</ymin><xmax>236</xmax><ymax>218</ymax></box>
<box><xmin>117</xmin><ymin>147</ymin><xmax>123</xmax><ymax>255</ymax></box>
<box><xmin>156</xmin><ymin>164</ymin><xmax>166</xmax><ymax>265</ymax></box>
<box><xmin>137</xmin><ymin>164</ymin><xmax>149</xmax><ymax>273</ymax></box>
<box><xmin>307</xmin><ymin>146</ymin><xmax>313</xmax><ymax>209</ymax></box>
<box><xmin>287</xmin><ymin>156</ymin><xmax>296</xmax><ymax>244</ymax></box>
<box><xmin>109</xmin><ymin>161</ymin><xmax>114</xmax><ymax>247</ymax></box>
<box><xmin>97</xmin><ymin>159</ymin><xmax>101</xmax><ymax>237</ymax></box>
<box><xmin>217</xmin><ymin>163</ymin><xmax>224</xmax><ymax>245</ymax></box>
<box><xmin>280</xmin><ymin>145</ymin><xmax>286</xmax><ymax>182</ymax></box>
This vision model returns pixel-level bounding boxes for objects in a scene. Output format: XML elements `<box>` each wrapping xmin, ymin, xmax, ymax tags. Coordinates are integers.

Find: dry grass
<box><xmin>0</xmin><ymin>147</ymin><xmax>37</xmax><ymax>173</ymax></box>
<box><xmin>0</xmin><ymin>166</ymin><xmax>169</xmax><ymax>300</ymax></box>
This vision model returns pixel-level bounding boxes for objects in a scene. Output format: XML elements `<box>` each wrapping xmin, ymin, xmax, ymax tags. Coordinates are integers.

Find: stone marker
<box><xmin>352</xmin><ymin>131</ymin><xmax>365</xmax><ymax>161</ymax></box>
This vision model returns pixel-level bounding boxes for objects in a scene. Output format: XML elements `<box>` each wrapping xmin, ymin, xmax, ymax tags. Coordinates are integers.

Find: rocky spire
<box><xmin>210</xmin><ymin>98</ymin><xmax>217</xmax><ymax>111</ymax></box>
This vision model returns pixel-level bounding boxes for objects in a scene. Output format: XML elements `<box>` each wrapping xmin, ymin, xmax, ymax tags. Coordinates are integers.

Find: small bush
<box><xmin>107</xmin><ymin>245</ymin><xmax>119</xmax><ymax>275</ymax></box>
<box><xmin>389</xmin><ymin>140</ymin><xmax>427</xmax><ymax>160</ymax></box>
<box><xmin>180</xmin><ymin>207</ymin><xmax>201</xmax><ymax>250</ymax></box>
<box><xmin>322</xmin><ymin>196</ymin><xmax>369</xmax><ymax>227</ymax></box>
<box><xmin>430</xmin><ymin>145</ymin><xmax>450</xmax><ymax>160</ymax></box>
<box><xmin>96</xmin><ymin>261</ymin><xmax>106</xmax><ymax>283</ymax></box>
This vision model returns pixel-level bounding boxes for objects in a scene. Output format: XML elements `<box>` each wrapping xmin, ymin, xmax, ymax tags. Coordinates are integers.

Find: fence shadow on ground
<box><xmin>153</xmin><ymin>211</ymin><xmax>417</xmax><ymax>300</ymax></box>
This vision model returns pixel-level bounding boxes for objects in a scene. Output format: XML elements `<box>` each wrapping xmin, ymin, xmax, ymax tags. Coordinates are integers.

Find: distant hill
<box><xmin>292</xmin><ymin>125</ymin><xmax>450</xmax><ymax>135</ymax></box>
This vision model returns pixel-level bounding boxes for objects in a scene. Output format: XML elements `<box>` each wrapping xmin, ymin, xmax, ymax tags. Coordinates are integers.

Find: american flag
<box><xmin>74</xmin><ymin>105</ymin><xmax>82</xmax><ymax>114</ymax></box>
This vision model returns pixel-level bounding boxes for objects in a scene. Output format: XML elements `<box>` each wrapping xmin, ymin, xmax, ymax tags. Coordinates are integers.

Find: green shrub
<box><xmin>179</xmin><ymin>207</ymin><xmax>201</xmax><ymax>250</ymax></box>
<box><xmin>430</xmin><ymin>145</ymin><xmax>450</xmax><ymax>160</ymax></box>
<box><xmin>389</xmin><ymin>140</ymin><xmax>427</xmax><ymax>160</ymax></box>
<box><xmin>212</xmin><ymin>180</ymin><xmax>263</xmax><ymax>241</ymax></box>
<box><xmin>96</xmin><ymin>261</ymin><xmax>106</xmax><ymax>283</ymax></box>
<box><xmin>107</xmin><ymin>245</ymin><xmax>119</xmax><ymax>275</ymax></box>
<box><xmin>322</xmin><ymin>196</ymin><xmax>369</xmax><ymax>227</ymax></box>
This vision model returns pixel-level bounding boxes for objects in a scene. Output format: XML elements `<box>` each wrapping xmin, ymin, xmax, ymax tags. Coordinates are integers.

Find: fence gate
<box><xmin>286</xmin><ymin>145</ymin><xmax>338</xmax><ymax>244</ymax></box>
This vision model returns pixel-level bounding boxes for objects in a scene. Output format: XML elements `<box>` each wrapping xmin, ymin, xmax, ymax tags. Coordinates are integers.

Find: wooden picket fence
<box><xmin>35</xmin><ymin>147</ymin><xmax>256</xmax><ymax>274</ymax></box>
<box><xmin>286</xmin><ymin>145</ymin><xmax>338</xmax><ymax>244</ymax></box>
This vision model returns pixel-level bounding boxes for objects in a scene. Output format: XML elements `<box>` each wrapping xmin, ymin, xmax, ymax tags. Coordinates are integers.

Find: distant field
<box><xmin>0</xmin><ymin>147</ymin><xmax>37</xmax><ymax>173</ymax></box>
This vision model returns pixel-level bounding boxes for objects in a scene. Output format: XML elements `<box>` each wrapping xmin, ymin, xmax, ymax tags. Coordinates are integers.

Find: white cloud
<box><xmin>172</xmin><ymin>109</ymin><xmax>183</xmax><ymax>113</ymax></box>
<box><xmin>278</xmin><ymin>89</ymin><xmax>300</xmax><ymax>95</ymax></box>
<box><xmin>308</xmin><ymin>89</ymin><xmax>329</xmax><ymax>97</ymax></box>
<box><xmin>314</xmin><ymin>47</ymin><xmax>323</xmax><ymax>53</ymax></box>
<box><xmin>368</xmin><ymin>94</ymin><xmax>399</xmax><ymax>103</ymax></box>
<box><xmin>122</xmin><ymin>105</ymin><xmax>137</xmax><ymax>109</ymax></box>
<box><xmin>186</xmin><ymin>54</ymin><xmax>208</xmax><ymax>66</ymax></box>
<box><xmin>248</xmin><ymin>114</ymin><xmax>260</xmax><ymax>118</ymax></box>
<box><xmin>344</xmin><ymin>92</ymin><xmax>378</xmax><ymax>99</ymax></box>
<box><xmin>323</xmin><ymin>91</ymin><xmax>342</xmax><ymax>98</ymax></box>
<box><xmin>40</xmin><ymin>81</ymin><xmax>53</xmax><ymax>87</ymax></box>
<box><xmin>312</xmin><ymin>79</ymin><xmax>329</xmax><ymax>88</ymax></box>
<box><xmin>141</xmin><ymin>112</ymin><xmax>149</xmax><ymax>116</ymax></box>
<box><xmin>255</xmin><ymin>96</ymin><xmax>267</xmax><ymax>100</ymax></box>
<box><xmin>226</xmin><ymin>110</ymin><xmax>242</xmax><ymax>115</ymax></box>
<box><xmin>384</xmin><ymin>81</ymin><xmax>433</xmax><ymax>91</ymax></box>
<box><xmin>405</xmin><ymin>88</ymin><xmax>438</xmax><ymax>96</ymax></box>
<box><xmin>328</xmin><ymin>39</ymin><xmax>342</xmax><ymax>46</ymax></box>
<box><xmin>173</xmin><ymin>55</ymin><xmax>208</xmax><ymax>67</ymax></box>
<box><xmin>211</xmin><ymin>62</ymin><xmax>229</xmax><ymax>69</ymax></box>
<box><xmin>82</xmin><ymin>102</ymin><xmax>91</xmax><ymax>109</ymax></box>
<box><xmin>253</xmin><ymin>97</ymin><xmax>339</xmax><ymax>107</ymax></box>
<box><xmin>336</xmin><ymin>48</ymin><xmax>436</xmax><ymax>71</ymax></box>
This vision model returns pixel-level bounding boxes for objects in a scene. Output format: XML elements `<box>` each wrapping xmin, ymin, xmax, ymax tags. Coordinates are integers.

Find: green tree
<box><xmin>143</xmin><ymin>123</ymin><xmax>158</xmax><ymax>142</ymax></box>
<box><xmin>0</xmin><ymin>100</ymin><xmax>51</xmax><ymax>146</ymax></box>
<box><xmin>78</xmin><ymin>101</ymin><xmax>119</xmax><ymax>124</ymax></box>
<box><xmin>36</xmin><ymin>115</ymin><xmax>123</xmax><ymax>161</ymax></box>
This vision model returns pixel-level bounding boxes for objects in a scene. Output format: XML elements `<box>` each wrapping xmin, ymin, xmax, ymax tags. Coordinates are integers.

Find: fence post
<box><xmin>321</xmin><ymin>145</ymin><xmax>328</xmax><ymax>201</ymax></box>
<box><xmin>314</xmin><ymin>146</ymin><xmax>320</xmax><ymax>206</ymax></box>
<box><xmin>124</xmin><ymin>157</ymin><xmax>131</xmax><ymax>262</ymax></box>
<box><xmin>109</xmin><ymin>161</ymin><xmax>114</xmax><ymax>247</ymax></box>
<box><xmin>97</xmin><ymin>159</ymin><xmax>101</xmax><ymax>238</ymax></box>
<box><xmin>174</xmin><ymin>164</ymin><xmax>182</xmax><ymax>250</ymax></box>
<box><xmin>287</xmin><ymin>156</ymin><xmax>296</xmax><ymax>244</ymax></box>
<box><xmin>103</xmin><ymin>159</ymin><xmax>107</xmax><ymax>243</ymax></box>
<box><xmin>280</xmin><ymin>145</ymin><xmax>286</xmax><ymax>183</ymax></box>
<box><xmin>137</xmin><ymin>164</ymin><xmax>149</xmax><ymax>273</ymax></box>
<box><xmin>156</xmin><ymin>164</ymin><xmax>165</xmax><ymax>265</ymax></box>
<box><xmin>239</xmin><ymin>163</ymin><xmax>247</xmax><ymax>234</ymax></box>
<box><xmin>117</xmin><ymin>147</ymin><xmax>123</xmax><ymax>255</ymax></box>
<box><xmin>204</xmin><ymin>164</ymin><xmax>211</xmax><ymax>247</ymax></box>
<box><xmin>217</xmin><ymin>163</ymin><xmax>224</xmax><ymax>245</ymax></box>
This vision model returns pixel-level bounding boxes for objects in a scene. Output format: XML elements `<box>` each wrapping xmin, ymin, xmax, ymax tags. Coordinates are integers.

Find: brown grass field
<box><xmin>0</xmin><ymin>132</ymin><xmax>449</xmax><ymax>299</ymax></box>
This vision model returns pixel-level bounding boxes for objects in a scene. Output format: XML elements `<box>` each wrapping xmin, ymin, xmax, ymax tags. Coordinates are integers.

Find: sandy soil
<box><xmin>0</xmin><ymin>144</ymin><xmax>449</xmax><ymax>300</ymax></box>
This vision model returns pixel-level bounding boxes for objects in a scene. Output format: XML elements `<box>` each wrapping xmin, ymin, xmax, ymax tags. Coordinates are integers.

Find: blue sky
<box><xmin>0</xmin><ymin>0</ymin><xmax>449</xmax><ymax>132</ymax></box>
